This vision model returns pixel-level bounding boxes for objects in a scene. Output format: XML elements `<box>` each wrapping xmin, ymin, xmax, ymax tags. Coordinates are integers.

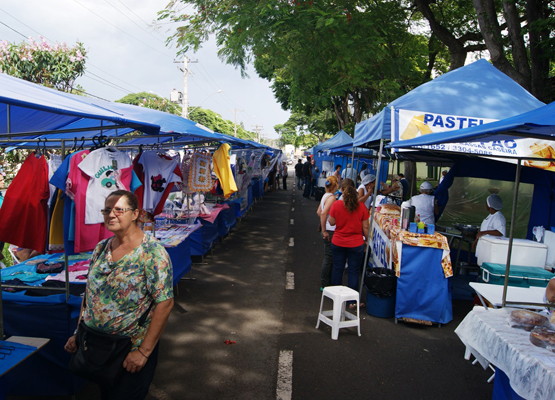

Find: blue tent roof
<box><xmin>0</xmin><ymin>72</ymin><xmax>160</xmax><ymax>138</ymax></box>
<box><xmin>391</xmin><ymin>100</ymin><xmax>555</xmax><ymax>148</ymax></box>
<box><xmin>354</xmin><ymin>59</ymin><xmax>544</xmax><ymax>147</ymax></box>
<box><xmin>313</xmin><ymin>130</ymin><xmax>353</xmax><ymax>152</ymax></box>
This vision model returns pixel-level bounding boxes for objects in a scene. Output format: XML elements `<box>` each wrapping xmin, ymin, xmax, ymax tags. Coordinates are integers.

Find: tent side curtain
<box><xmin>354</xmin><ymin>59</ymin><xmax>544</xmax><ymax>148</ymax></box>
<box><xmin>434</xmin><ymin>157</ymin><xmax>555</xmax><ymax>239</ymax></box>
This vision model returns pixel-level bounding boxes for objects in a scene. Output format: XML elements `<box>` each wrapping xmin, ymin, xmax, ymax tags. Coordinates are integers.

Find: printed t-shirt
<box><xmin>138</xmin><ymin>151</ymin><xmax>181</xmax><ymax>212</ymax></box>
<box><xmin>83</xmin><ymin>234</ymin><xmax>174</xmax><ymax>349</ymax></box>
<box><xmin>0</xmin><ymin>153</ymin><xmax>50</xmax><ymax>252</ymax></box>
<box><xmin>329</xmin><ymin>200</ymin><xmax>368</xmax><ymax>248</ymax></box>
<box><xmin>78</xmin><ymin>148</ymin><xmax>131</xmax><ymax>224</ymax></box>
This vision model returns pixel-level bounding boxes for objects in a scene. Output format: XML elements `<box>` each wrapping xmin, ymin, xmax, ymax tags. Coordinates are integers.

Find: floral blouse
<box><xmin>83</xmin><ymin>233</ymin><xmax>173</xmax><ymax>349</ymax></box>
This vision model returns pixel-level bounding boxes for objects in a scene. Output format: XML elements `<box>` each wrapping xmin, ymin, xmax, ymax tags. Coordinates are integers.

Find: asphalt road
<box><xmin>10</xmin><ymin>171</ymin><xmax>494</xmax><ymax>399</ymax></box>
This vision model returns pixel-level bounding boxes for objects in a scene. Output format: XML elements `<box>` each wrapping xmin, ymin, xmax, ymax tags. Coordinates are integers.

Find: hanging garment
<box><xmin>138</xmin><ymin>151</ymin><xmax>181</xmax><ymax>212</ymax></box>
<box><xmin>67</xmin><ymin>150</ymin><xmax>112</xmax><ymax>253</ymax></box>
<box><xmin>0</xmin><ymin>153</ymin><xmax>50</xmax><ymax>253</ymax></box>
<box><xmin>212</xmin><ymin>143</ymin><xmax>238</xmax><ymax>198</ymax></box>
<box><xmin>188</xmin><ymin>152</ymin><xmax>213</xmax><ymax>192</ymax></box>
<box><xmin>78</xmin><ymin>147</ymin><xmax>132</xmax><ymax>224</ymax></box>
<box><xmin>48</xmin><ymin>190</ymin><xmax>65</xmax><ymax>252</ymax></box>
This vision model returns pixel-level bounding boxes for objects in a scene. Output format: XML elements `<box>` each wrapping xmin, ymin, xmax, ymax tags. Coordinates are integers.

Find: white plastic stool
<box><xmin>316</xmin><ymin>286</ymin><xmax>361</xmax><ymax>340</ymax></box>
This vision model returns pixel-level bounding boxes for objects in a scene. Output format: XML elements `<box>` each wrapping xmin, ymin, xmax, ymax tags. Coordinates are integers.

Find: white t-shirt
<box><xmin>79</xmin><ymin>148</ymin><xmax>132</xmax><ymax>224</ymax></box>
<box><xmin>341</xmin><ymin>167</ymin><xmax>355</xmax><ymax>180</ymax></box>
<box><xmin>357</xmin><ymin>184</ymin><xmax>373</xmax><ymax>210</ymax></box>
<box><xmin>480</xmin><ymin>211</ymin><xmax>506</xmax><ymax>236</ymax></box>
<box><xmin>139</xmin><ymin>151</ymin><xmax>181</xmax><ymax>212</ymax></box>
<box><xmin>320</xmin><ymin>192</ymin><xmax>335</xmax><ymax>232</ymax></box>
<box><xmin>409</xmin><ymin>193</ymin><xmax>435</xmax><ymax>225</ymax></box>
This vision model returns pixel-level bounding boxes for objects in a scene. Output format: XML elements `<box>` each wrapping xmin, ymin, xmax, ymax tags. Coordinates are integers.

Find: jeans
<box><xmin>331</xmin><ymin>243</ymin><xmax>365</xmax><ymax>292</ymax></box>
<box><xmin>99</xmin><ymin>344</ymin><xmax>159</xmax><ymax>400</ymax></box>
<box><xmin>303</xmin><ymin>176</ymin><xmax>312</xmax><ymax>198</ymax></box>
<box><xmin>321</xmin><ymin>231</ymin><xmax>334</xmax><ymax>287</ymax></box>
<box><xmin>296</xmin><ymin>176</ymin><xmax>303</xmax><ymax>189</ymax></box>
<box><xmin>310</xmin><ymin>178</ymin><xmax>317</xmax><ymax>196</ymax></box>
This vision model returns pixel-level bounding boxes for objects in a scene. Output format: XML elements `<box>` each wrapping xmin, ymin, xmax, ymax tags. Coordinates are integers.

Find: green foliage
<box><xmin>116</xmin><ymin>92</ymin><xmax>182</xmax><ymax>115</ymax></box>
<box><xmin>188</xmin><ymin>107</ymin><xmax>257</xmax><ymax>141</ymax></box>
<box><xmin>0</xmin><ymin>36</ymin><xmax>86</xmax><ymax>92</ymax></box>
<box><xmin>159</xmin><ymin>1</ymin><xmax>433</xmax><ymax>131</ymax></box>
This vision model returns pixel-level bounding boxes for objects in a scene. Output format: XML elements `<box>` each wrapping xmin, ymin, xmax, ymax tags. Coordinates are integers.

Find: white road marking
<box><xmin>288</xmin><ymin>237</ymin><xmax>294</xmax><ymax>247</ymax></box>
<box><xmin>292</xmin><ymin>199</ymin><xmax>295</xmax><ymax>203</ymax></box>
<box><xmin>290</xmin><ymin>219</ymin><xmax>294</xmax><ymax>225</ymax></box>
<box><xmin>276</xmin><ymin>350</ymin><xmax>293</xmax><ymax>400</ymax></box>
<box><xmin>291</xmin><ymin>207</ymin><xmax>295</xmax><ymax>212</ymax></box>
<box><xmin>286</xmin><ymin>272</ymin><xmax>294</xmax><ymax>290</ymax></box>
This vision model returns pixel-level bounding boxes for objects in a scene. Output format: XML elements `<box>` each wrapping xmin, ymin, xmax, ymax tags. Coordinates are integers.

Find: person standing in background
<box><xmin>310</xmin><ymin>158</ymin><xmax>320</xmax><ymax>197</ymax></box>
<box><xmin>398</xmin><ymin>173</ymin><xmax>410</xmax><ymax>201</ymax></box>
<box><xmin>302</xmin><ymin>158</ymin><xmax>312</xmax><ymax>199</ymax></box>
<box><xmin>295</xmin><ymin>159</ymin><xmax>304</xmax><ymax>190</ymax></box>
<box><xmin>333</xmin><ymin>165</ymin><xmax>342</xmax><ymax>187</ymax></box>
<box><xmin>281</xmin><ymin>161</ymin><xmax>288</xmax><ymax>190</ymax></box>
<box><xmin>341</xmin><ymin>163</ymin><xmax>355</xmax><ymax>181</ymax></box>
<box><xmin>317</xmin><ymin>175</ymin><xmax>339</xmax><ymax>291</ymax></box>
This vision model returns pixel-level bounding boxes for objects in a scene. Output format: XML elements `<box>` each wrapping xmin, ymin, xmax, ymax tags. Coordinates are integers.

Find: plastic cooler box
<box><xmin>480</xmin><ymin>262</ymin><xmax>554</xmax><ymax>288</ymax></box>
<box><xmin>475</xmin><ymin>236</ymin><xmax>547</xmax><ymax>268</ymax></box>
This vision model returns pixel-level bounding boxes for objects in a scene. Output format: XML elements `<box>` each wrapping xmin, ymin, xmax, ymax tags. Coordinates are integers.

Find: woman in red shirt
<box><xmin>328</xmin><ymin>179</ymin><xmax>370</xmax><ymax>306</ymax></box>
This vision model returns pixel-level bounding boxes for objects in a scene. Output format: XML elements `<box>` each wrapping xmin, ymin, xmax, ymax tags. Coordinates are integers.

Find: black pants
<box><xmin>99</xmin><ymin>344</ymin><xmax>159</xmax><ymax>400</ymax></box>
<box><xmin>282</xmin><ymin>175</ymin><xmax>287</xmax><ymax>190</ymax></box>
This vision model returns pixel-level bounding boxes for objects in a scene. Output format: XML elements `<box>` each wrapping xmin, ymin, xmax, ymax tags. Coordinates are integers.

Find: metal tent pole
<box><xmin>359</xmin><ymin>139</ymin><xmax>384</xmax><ymax>298</ymax></box>
<box><xmin>502</xmin><ymin>158</ymin><xmax>521</xmax><ymax>307</ymax></box>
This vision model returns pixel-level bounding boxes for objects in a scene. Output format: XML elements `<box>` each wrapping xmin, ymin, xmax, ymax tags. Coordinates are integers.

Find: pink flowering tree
<box><xmin>0</xmin><ymin>36</ymin><xmax>87</xmax><ymax>93</ymax></box>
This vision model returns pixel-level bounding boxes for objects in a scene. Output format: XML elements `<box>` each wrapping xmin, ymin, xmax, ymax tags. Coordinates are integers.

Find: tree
<box><xmin>117</xmin><ymin>92</ymin><xmax>182</xmax><ymax>115</ymax></box>
<box><xmin>274</xmin><ymin>110</ymin><xmax>337</xmax><ymax>148</ymax></box>
<box><xmin>188</xmin><ymin>107</ymin><xmax>257</xmax><ymax>141</ymax></box>
<box><xmin>159</xmin><ymin>1</ymin><xmax>435</xmax><ymax>131</ymax></box>
<box><xmin>0</xmin><ymin>36</ymin><xmax>86</xmax><ymax>93</ymax></box>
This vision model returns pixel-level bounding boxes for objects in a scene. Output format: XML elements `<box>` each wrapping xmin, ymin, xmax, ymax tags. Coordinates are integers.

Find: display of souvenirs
<box><xmin>188</xmin><ymin>152</ymin><xmax>213</xmax><ymax>192</ymax></box>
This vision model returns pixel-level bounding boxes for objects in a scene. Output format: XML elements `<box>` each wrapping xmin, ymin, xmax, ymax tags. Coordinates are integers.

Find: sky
<box><xmin>0</xmin><ymin>0</ymin><xmax>290</xmax><ymax>140</ymax></box>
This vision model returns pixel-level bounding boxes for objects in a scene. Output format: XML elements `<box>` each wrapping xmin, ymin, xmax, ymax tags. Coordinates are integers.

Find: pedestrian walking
<box><xmin>295</xmin><ymin>159</ymin><xmax>303</xmax><ymax>190</ymax></box>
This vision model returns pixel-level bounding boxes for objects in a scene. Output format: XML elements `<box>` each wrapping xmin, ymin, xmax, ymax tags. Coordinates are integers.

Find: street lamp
<box><xmin>188</xmin><ymin>90</ymin><xmax>222</xmax><ymax>116</ymax></box>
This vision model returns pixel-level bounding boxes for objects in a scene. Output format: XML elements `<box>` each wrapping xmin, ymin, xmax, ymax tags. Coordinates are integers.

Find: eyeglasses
<box><xmin>100</xmin><ymin>207</ymin><xmax>134</xmax><ymax>216</ymax></box>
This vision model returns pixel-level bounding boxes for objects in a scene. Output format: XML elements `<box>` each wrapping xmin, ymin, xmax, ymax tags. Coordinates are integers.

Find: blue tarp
<box><xmin>354</xmin><ymin>59</ymin><xmax>544</xmax><ymax>147</ymax></box>
<box><xmin>313</xmin><ymin>130</ymin><xmax>353</xmax><ymax>152</ymax></box>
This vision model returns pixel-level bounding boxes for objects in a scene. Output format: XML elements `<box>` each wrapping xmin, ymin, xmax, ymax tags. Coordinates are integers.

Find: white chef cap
<box><xmin>487</xmin><ymin>194</ymin><xmax>503</xmax><ymax>211</ymax></box>
<box><xmin>362</xmin><ymin>174</ymin><xmax>376</xmax><ymax>185</ymax></box>
<box><xmin>420</xmin><ymin>181</ymin><xmax>433</xmax><ymax>191</ymax></box>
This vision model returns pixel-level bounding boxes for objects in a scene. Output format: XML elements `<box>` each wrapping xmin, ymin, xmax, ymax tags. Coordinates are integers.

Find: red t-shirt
<box><xmin>329</xmin><ymin>200</ymin><xmax>368</xmax><ymax>248</ymax></box>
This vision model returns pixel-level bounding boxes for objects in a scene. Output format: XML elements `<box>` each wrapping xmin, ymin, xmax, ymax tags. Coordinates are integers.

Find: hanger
<box><xmin>71</xmin><ymin>137</ymin><xmax>77</xmax><ymax>152</ymax></box>
<box><xmin>78</xmin><ymin>136</ymin><xmax>85</xmax><ymax>151</ymax></box>
<box><xmin>35</xmin><ymin>138</ymin><xmax>42</xmax><ymax>157</ymax></box>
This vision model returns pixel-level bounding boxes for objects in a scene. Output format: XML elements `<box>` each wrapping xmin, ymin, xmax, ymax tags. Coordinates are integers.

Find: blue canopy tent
<box><xmin>353</xmin><ymin>59</ymin><xmax>545</xmax><ymax>302</ymax></box>
<box><xmin>390</xmin><ymin>102</ymin><xmax>555</xmax><ymax>310</ymax></box>
<box><xmin>353</xmin><ymin>59</ymin><xmax>543</xmax><ymax>148</ymax></box>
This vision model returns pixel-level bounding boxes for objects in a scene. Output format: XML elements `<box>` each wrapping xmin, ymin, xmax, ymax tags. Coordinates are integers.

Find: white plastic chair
<box><xmin>316</xmin><ymin>286</ymin><xmax>361</xmax><ymax>340</ymax></box>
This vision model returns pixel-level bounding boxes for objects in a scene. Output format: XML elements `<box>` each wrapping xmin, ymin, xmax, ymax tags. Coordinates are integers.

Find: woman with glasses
<box><xmin>65</xmin><ymin>190</ymin><xmax>174</xmax><ymax>400</ymax></box>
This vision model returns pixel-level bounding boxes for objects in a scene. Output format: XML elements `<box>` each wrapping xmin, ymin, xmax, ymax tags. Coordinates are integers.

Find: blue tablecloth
<box><xmin>252</xmin><ymin>177</ymin><xmax>264</xmax><ymax>198</ymax></box>
<box><xmin>218</xmin><ymin>203</ymin><xmax>237</xmax><ymax>237</ymax></box>
<box><xmin>166</xmin><ymin>237</ymin><xmax>192</xmax><ymax>284</ymax></box>
<box><xmin>190</xmin><ymin>217</ymin><xmax>219</xmax><ymax>256</ymax></box>
<box><xmin>248</xmin><ymin>185</ymin><xmax>253</xmax><ymax>209</ymax></box>
<box><xmin>395</xmin><ymin>245</ymin><xmax>453</xmax><ymax>325</ymax></box>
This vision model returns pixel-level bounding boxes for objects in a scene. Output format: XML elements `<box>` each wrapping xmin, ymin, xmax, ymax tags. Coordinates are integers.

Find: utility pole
<box><xmin>252</xmin><ymin>125</ymin><xmax>264</xmax><ymax>143</ymax></box>
<box><xmin>228</xmin><ymin>108</ymin><xmax>244</xmax><ymax>137</ymax></box>
<box><xmin>174</xmin><ymin>55</ymin><xmax>197</xmax><ymax>119</ymax></box>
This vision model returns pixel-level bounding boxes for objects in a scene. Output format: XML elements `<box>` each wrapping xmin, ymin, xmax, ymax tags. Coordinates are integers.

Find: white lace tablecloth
<box><xmin>455</xmin><ymin>306</ymin><xmax>555</xmax><ymax>400</ymax></box>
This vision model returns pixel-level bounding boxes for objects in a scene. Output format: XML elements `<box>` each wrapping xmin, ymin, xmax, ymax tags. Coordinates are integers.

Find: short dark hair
<box><xmin>335</xmin><ymin>165</ymin><xmax>341</xmax><ymax>170</ymax></box>
<box><xmin>398</xmin><ymin>173</ymin><xmax>404</xmax><ymax>178</ymax></box>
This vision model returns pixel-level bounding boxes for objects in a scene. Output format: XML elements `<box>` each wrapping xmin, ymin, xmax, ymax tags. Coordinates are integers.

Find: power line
<box><xmin>0</xmin><ymin>10</ymin><xmax>151</xmax><ymax>96</ymax></box>
<box><xmin>115</xmin><ymin>0</ymin><xmax>167</xmax><ymax>40</ymax></box>
<box><xmin>73</xmin><ymin>0</ymin><xmax>173</xmax><ymax>59</ymax></box>
<box><xmin>0</xmin><ymin>19</ymin><xmax>26</xmax><ymax>39</ymax></box>
<box><xmin>103</xmin><ymin>0</ymin><xmax>165</xmax><ymax>44</ymax></box>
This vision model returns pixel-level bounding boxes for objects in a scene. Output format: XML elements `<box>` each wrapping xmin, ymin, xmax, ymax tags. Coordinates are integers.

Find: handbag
<box><xmin>69</xmin><ymin>239</ymin><xmax>154</xmax><ymax>386</ymax></box>
<box><xmin>69</xmin><ymin>321</ymin><xmax>132</xmax><ymax>387</ymax></box>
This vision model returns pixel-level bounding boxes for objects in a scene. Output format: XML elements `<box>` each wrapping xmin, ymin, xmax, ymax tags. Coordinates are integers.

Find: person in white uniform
<box><xmin>357</xmin><ymin>174</ymin><xmax>376</xmax><ymax>209</ymax></box>
<box><xmin>408</xmin><ymin>181</ymin><xmax>437</xmax><ymax>224</ymax></box>
<box><xmin>473</xmin><ymin>193</ymin><xmax>506</xmax><ymax>249</ymax></box>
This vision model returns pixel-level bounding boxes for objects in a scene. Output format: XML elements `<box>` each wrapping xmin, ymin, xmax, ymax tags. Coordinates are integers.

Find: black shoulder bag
<box><xmin>69</xmin><ymin>240</ymin><xmax>154</xmax><ymax>387</ymax></box>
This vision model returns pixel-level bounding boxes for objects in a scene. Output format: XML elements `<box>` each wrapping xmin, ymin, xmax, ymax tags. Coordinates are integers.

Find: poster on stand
<box><xmin>370</xmin><ymin>223</ymin><xmax>392</xmax><ymax>270</ymax></box>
